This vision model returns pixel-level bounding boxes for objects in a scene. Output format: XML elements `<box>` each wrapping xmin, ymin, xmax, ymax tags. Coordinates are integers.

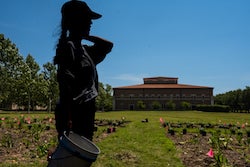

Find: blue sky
<box><xmin>0</xmin><ymin>0</ymin><xmax>249</xmax><ymax>95</ymax></box>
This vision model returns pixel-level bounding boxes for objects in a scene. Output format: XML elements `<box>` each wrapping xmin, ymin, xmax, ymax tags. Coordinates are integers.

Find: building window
<box><xmin>176</xmin><ymin>94</ymin><xmax>180</xmax><ymax>100</ymax></box>
<box><xmin>170</xmin><ymin>94</ymin><xmax>173</xmax><ymax>100</ymax></box>
<box><xmin>191</xmin><ymin>94</ymin><xmax>196</xmax><ymax>100</ymax></box>
<box><xmin>202</xmin><ymin>95</ymin><xmax>205</xmax><ymax>103</ymax></box>
<box><xmin>182</xmin><ymin>94</ymin><xmax>186</xmax><ymax>100</ymax></box>
<box><xmin>129</xmin><ymin>94</ymin><xmax>134</xmax><ymax>99</ymax></box>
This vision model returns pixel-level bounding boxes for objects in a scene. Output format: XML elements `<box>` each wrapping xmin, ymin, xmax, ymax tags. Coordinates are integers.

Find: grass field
<box><xmin>93</xmin><ymin>111</ymin><xmax>250</xmax><ymax>167</ymax></box>
<box><xmin>0</xmin><ymin>111</ymin><xmax>250</xmax><ymax>167</ymax></box>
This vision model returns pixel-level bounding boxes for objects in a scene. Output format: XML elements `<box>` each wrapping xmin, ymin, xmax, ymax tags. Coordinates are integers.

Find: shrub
<box><xmin>196</xmin><ymin>105</ymin><xmax>230</xmax><ymax>112</ymax></box>
<box><xmin>181</xmin><ymin>101</ymin><xmax>191</xmax><ymax>110</ymax></box>
<box><xmin>166</xmin><ymin>100</ymin><xmax>176</xmax><ymax>110</ymax></box>
<box><xmin>136</xmin><ymin>100</ymin><xmax>146</xmax><ymax>110</ymax></box>
<box><xmin>152</xmin><ymin>101</ymin><xmax>161</xmax><ymax>110</ymax></box>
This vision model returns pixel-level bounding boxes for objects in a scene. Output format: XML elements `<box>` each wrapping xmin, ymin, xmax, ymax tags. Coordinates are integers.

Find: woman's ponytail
<box><xmin>54</xmin><ymin>18</ymin><xmax>68</xmax><ymax>65</ymax></box>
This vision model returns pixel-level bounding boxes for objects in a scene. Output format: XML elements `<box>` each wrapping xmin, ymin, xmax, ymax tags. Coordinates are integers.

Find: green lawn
<box><xmin>92</xmin><ymin>111</ymin><xmax>250</xmax><ymax>167</ymax></box>
<box><xmin>93</xmin><ymin>111</ymin><xmax>183</xmax><ymax>167</ymax></box>
<box><xmin>0</xmin><ymin>111</ymin><xmax>249</xmax><ymax>167</ymax></box>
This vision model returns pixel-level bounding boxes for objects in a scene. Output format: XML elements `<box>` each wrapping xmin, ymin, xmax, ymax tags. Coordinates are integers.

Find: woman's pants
<box><xmin>55</xmin><ymin>100</ymin><xmax>96</xmax><ymax>141</ymax></box>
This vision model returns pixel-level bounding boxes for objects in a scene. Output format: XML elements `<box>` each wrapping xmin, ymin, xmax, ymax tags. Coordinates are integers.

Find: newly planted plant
<box><xmin>37</xmin><ymin>141</ymin><xmax>51</xmax><ymax>158</ymax></box>
<box><xmin>30</xmin><ymin>124</ymin><xmax>44</xmax><ymax>142</ymax></box>
<box><xmin>236</xmin><ymin>131</ymin><xmax>243</xmax><ymax>145</ymax></box>
<box><xmin>182</xmin><ymin>128</ymin><xmax>187</xmax><ymax>135</ymax></box>
<box><xmin>247</xmin><ymin>130</ymin><xmax>250</xmax><ymax>137</ymax></box>
<box><xmin>214</xmin><ymin>150</ymin><xmax>228</xmax><ymax>167</ymax></box>
<box><xmin>168</xmin><ymin>127</ymin><xmax>175</xmax><ymax>135</ymax></box>
<box><xmin>1</xmin><ymin>133</ymin><xmax>14</xmax><ymax>148</ymax></box>
<box><xmin>199</xmin><ymin>128</ymin><xmax>207</xmax><ymax>136</ymax></box>
<box><xmin>208</xmin><ymin>132</ymin><xmax>230</xmax><ymax>167</ymax></box>
<box><xmin>22</xmin><ymin>138</ymin><xmax>31</xmax><ymax>149</ymax></box>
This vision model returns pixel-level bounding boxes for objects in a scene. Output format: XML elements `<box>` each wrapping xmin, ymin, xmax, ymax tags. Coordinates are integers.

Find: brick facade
<box><xmin>113</xmin><ymin>77</ymin><xmax>214</xmax><ymax>110</ymax></box>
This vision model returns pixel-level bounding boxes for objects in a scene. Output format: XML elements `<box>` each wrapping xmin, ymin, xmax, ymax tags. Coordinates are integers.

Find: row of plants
<box><xmin>160</xmin><ymin>118</ymin><xmax>250</xmax><ymax>166</ymax></box>
<box><xmin>0</xmin><ymin>115</ymin><xmax>53</xmax><ymax>129</ymax></box>
<box><xmin>0</xmin><ymin>113</ymin><xmax>130</xmax><ymax>166</ymax></box>
<box><xmin>0</xmin><ymin>114</ymin><xmax>57</xmax><ymax>165</ymax></box>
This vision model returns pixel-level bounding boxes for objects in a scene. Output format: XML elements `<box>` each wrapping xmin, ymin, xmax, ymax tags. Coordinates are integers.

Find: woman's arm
<box><xmin>84</xmin><ymin>36</ymin><xmax>113</xmax><ymax>64</ymax></box>
<box><xmin>86</xmin><ymin>35</ymin><xmax>113</xmax><ymax>52</ymax></box>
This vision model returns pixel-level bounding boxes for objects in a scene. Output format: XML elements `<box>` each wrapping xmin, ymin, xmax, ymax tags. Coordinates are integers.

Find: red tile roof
<box><xmin>114</xmin><ymin>84</ymin><xmax>213</xmax><ymax>89</ymax></box>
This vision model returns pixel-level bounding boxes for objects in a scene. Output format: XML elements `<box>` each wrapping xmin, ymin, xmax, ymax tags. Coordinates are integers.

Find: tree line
<box><xmin>214</xmin><ymin>87</ymin><xmax>250</xmax><ymax>112</ymax></box>
<box><xmin>0</xmin><ymin>34</ymin><xmax>112</xmax><ymax>112</ymax></box>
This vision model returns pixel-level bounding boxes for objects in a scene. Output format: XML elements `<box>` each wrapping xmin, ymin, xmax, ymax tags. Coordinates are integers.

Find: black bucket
<box><xmin>48</xmin><ymin>131</ymin><xmax>100</xmax><ymax>167</ymax></box>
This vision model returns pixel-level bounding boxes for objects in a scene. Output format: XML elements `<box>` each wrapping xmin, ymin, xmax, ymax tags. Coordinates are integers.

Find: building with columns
<box><xmin>113</xmin><ymin>77</ymin><xmax>214</xmax><ymax>110</ymax></box>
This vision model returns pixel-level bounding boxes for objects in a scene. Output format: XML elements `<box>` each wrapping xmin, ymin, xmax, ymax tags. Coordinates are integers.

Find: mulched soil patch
<box><xmin>1</xmin><ymin>116</ymin><xmax>250</xmax><ymax>167</ymax></box>
<box><xmin>0</xmin><ymin>118</ymin><xmax>129</xmax><ymax>165</ymax></box>
<box><xmin>167</xmin><ymin>132</ymin><xmax>250</xmax><ymax>167</ymax></box>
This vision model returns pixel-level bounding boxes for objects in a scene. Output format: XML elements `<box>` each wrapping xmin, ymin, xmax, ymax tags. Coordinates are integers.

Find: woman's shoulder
<box><xmin>55</xmin><ymin>40</ymin><xmax>76</xmax><ymax>65</ymax></box>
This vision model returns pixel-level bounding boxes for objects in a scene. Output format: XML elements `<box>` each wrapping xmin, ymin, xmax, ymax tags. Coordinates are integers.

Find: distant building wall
<box><xmin>113</xmin><ymin>77</ymin><xmax>214</xmax><ymax>110</ymax></box>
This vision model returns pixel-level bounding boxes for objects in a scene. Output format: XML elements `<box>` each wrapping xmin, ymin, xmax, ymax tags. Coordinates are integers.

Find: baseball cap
<box><xmin>62</xmin><ymin>0</ymin><xmax>102</xmax><ymax>20</ymax></box>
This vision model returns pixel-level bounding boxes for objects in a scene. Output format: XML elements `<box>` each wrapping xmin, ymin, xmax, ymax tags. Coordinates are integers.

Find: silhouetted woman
<box><xmin>54</xmin><ymin>0</ymin><xmax>113</xmax><ymax>141</ymax></box>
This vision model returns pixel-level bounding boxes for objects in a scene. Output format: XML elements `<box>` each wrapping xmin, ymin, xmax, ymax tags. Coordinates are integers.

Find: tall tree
<box><xmin>0</xmin><ymin>34</ymin><xmax>24</xmax><ymax>108</ymax></box>
<box><xmin>42</xmin><ymin>62</ymin><xmax>59</xmax><ymax>112</ymax></box>
<box><xmin>242</xmin><ymin>86</ymin><xmax>250</xmax><ymax>111</ymax></box>
<box><xmin>214</xmin><ymin>87</ymin><xmax>250</xmax><ymax>112</ymax></box>
<box><xmin>22</xmin><ymin>55</ymin><xmax>40</xmax><ymax>112</ymax></box>
<box><xmin>96</xmin><ymin>83</ymin><xmax>113</xmax><ymax>111</ymax></box>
